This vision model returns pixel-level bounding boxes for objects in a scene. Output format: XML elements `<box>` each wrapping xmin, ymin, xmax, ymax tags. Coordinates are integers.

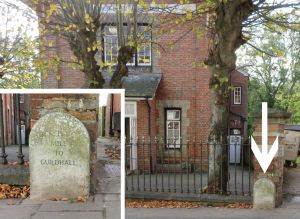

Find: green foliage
<box><xmin>0</xmin><ymin>1</ymin><xmax>40</xmax><ymax>88</ymax></box>
<box><xmin>238</xmin><ymin>26</ymin><xmax>300</xmax><ymax>127</ymax></box>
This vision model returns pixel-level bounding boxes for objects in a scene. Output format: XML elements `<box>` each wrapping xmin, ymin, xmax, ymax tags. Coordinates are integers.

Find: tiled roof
<box><xmin>122</xmin><ymin>73</ymin><xmax>162</xmax><ymax>98</ymax></box>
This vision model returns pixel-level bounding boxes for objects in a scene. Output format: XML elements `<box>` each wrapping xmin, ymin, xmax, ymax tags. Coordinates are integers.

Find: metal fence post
<box><xmin>16</xmin><ymin>94</ymin><xmax>24</xmax><ymax>165</ymax></box>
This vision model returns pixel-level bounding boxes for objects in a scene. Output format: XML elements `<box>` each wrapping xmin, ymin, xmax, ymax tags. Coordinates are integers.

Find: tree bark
<box><xmin>109</xmin><ymin>45</ymin><xmax>135</xmax><ymax>88</ymax></box>
<box><xmin>68</xmin><ymin>28</ymin><xmax>105</xmax><ymax>88</ymax></box>
<box><xmin>205</xmin><ymin>0</ymin><xmax>254</xmax><ymax>193</ymax></box>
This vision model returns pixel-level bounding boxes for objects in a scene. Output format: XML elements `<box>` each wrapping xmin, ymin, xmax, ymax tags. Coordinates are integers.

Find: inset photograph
<box><xmin>0</xmin><ymin>91</ymin><xmax>122</xmax><ymax>219</ymax></box>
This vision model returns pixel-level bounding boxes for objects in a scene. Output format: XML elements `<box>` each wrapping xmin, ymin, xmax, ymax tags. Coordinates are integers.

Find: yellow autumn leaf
<box><xmin>84</xmin><ymin>14</ymin><xmax>93</xmax><ymax>24</ymax></box>
<box><xmin>186</xmin><ymin>12</ymin><xmax>193</xmax><ymax>20</ymax></box>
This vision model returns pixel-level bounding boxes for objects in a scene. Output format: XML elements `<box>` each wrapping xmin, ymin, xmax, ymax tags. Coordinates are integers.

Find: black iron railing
<box><xmin>126</xmin><ymin>137</ymin><xmax>253</xmax><ymax>202</ymax></box>
<box><xmin>0</xmin><ymin>94</ymin><xmax>24</xmax><ymax>165</ymax></box>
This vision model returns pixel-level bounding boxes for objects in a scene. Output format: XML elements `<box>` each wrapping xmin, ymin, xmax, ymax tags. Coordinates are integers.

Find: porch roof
<box><xmin>123</xmin><ymin>73</ymin><xmax>162</xmax><ymax>98</ymax></box>
<box><xmin>285</xmin><ymin>124</ymin><xmax>300</xmax><ymax>132</ymax></box>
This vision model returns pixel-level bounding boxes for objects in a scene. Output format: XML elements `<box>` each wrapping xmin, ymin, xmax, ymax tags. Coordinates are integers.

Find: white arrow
<box><xmin>251</xmin><ymin>102</ymin><xmax>278</xmax><ymax>173</ymax></box>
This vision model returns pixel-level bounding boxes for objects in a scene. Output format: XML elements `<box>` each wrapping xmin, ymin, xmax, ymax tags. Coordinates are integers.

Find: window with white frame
<box><xmin>137</xmin><ymin>25</ymin><xmax>151</xmax><ymax>66</ymax></box>
<box><xmin>233</xmin><ymin>87</ymin><xmax>242</xmax><ymax>105</ymax></box>
<box><xmin>166</xmin><ymin>109</ymin><xmax>181</xmax><ymax>148</ymax></box>
<box><xmin>125</xmin><ymin>102</ymin><xmax>137</xmax><ymax>117</ymax></box>
<box><xmin>104</xmin><ymin>32</ymin><xmax>119</xmax><ymax>64</ymax></box>
<box><xmin>137</xmin><ymin>45</ymin><xmax>151</xmax><ymax>65</ymax></box>
<box><xmin>103</xmin><ymin>25</ymin><xmax>151</xmax><ymax>66</ymax></box>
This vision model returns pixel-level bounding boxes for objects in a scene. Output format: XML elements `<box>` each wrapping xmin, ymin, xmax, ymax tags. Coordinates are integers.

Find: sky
<box><xmin>0</xmin><ymin>0</ymin><xmax>39</xmax><ymax>39</ymax></box>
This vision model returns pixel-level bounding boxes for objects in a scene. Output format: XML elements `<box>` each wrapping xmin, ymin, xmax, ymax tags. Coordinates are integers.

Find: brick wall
<box><xmin>133</xmin><ymin>18</ymin><xmax>212</xmax><ymax>169</ymax></box>
<box><xmin>30</xmin><ymin>94</ymin><xmax>99</xmax><ymax>142</ymax></box>
<box><xmin>41</xmin><ymin>26</ymin><xmax>87</xmax><ymax>88</ymax></box>
<box><xmin>229</xmin><ymin>70</ymin><xmax>248</xmax><ymax>137</ymax></box>
<box><xmin>135</xmin><ymin>98</ymin><xmax>157</xmax><ymax>172</ymax></box>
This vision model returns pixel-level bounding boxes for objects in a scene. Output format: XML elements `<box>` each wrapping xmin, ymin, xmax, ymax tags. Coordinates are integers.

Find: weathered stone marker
<box><xmin>29</xmin><ymin>112</ymin><xmax>90</xmax><ymax>200</ymax></box>
<box><xmin>253</xmin><ymin>178</ymin><xmax>275</xmax><ymax>209</ymax></box>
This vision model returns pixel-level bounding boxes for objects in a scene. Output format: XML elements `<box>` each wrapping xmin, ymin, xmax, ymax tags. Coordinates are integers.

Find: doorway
<box><xmin>125</xmin><ymin>102</ymin><xmax>137</xmax><ymax>171</ymax></box>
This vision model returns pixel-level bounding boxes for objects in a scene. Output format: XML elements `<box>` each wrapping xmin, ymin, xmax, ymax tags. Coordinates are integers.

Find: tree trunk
<box><xmin>205</xmin><ymin>0</ymin><xmax>254</xmax><ymax>193</ymax></box>
<box><xmin>109</xmin><ymin>45</ymin><xmax>135</xmax><ymax>88</ymax></box>
<box><xmin>68</xmin><ymin>29</ymin><xmax>105</xmax><ymax>88</ymax></box>
<box><xmin>207</xmin><ymin>65</ymin><xmax>231</xmax><ymax>194</ymax></box>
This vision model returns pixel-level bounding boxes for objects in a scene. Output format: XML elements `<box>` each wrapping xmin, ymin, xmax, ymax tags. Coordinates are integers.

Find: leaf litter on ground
<box><xmin>126</xmin><ymin>200</ymin><xmax>252</xmax><ymax>209</ymax></box>
<box><xmin>0</xmin><ymin>184</ymin><xmax>30</xmax><ymax>200</ymax></box>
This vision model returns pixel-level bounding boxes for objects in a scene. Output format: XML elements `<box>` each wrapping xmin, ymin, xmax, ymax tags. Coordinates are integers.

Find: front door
<box><xmin>125</xmin><ymin>102</ymin><xmax>137</xmax><ymax>171</ymax></box>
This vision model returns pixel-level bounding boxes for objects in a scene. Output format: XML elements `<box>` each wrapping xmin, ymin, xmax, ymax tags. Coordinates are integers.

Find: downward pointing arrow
<box><xmin>251</xmin><ymin>102</ymin><xmax>278</xmax><ymax>173</ymax></box>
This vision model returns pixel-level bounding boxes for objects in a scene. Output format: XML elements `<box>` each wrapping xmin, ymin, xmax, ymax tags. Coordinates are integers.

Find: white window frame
<box><xmin>103</xmin><ymin>25</ymin><xmax>151</xmax><ymax>67</ymax></box>
<box><xmin>137</xmin><ymin>44</ymin><xmax>152</xmax><ymax>66</ymax></box>
<box><xmin>166</xmin><ymin>109</ymin><xmax>181</xmax><ymax>148</ymax></box>
<box><xmin>104</xmin><ymin>33</ymin><xmax>135</xmax><ymax>66</ymax></box>
<box><xmin>104</xmin><ymin>34</ymin><xmax>118</xmax><ymax>65</ymax></box>
<box><xmin>125</xmin><ymin>101</ymin><xmax>137</xmax><ymax>117</ymax></box>
<box><xmin>233</xmin><ymin>87</ymin><xmax>242</xmax><ymax>105</ymax></box>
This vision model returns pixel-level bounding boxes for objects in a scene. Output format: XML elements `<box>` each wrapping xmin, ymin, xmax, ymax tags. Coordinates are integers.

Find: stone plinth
<box><xmin>252</xmin><ymin>109</ymin><xmax>291</xmax><ymax>208</ymax></box>
<box><xmin>29</xmin><ymin>112</ymin><xmax>90</xmax><ymax>200</ymax></box>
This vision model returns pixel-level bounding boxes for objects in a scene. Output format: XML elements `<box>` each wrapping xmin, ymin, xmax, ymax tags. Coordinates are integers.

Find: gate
<box><xmin>126</xmin><ymin>137</ymin><xmax>253</xmax><ymax>203</ymax></box>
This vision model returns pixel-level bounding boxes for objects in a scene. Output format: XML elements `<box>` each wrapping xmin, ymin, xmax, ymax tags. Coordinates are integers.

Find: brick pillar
<box><xmin>29</xmin><ymin>94</ymin><xmax>99</xmax><ymax>194</ymax></box>
<box><xmin>252</xmin><ymin>109</ymin><xmax>291</xmax><ymax>208</ymax></box>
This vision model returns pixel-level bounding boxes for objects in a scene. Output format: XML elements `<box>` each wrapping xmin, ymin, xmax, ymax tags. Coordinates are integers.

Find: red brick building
<box><xmin>38</xmin><ymin>3</ymin><xmax>248</xmax><ymax>172</ymax></box>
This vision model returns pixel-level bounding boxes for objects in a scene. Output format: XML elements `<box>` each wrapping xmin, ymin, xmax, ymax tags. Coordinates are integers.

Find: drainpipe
<box><xmin>109</xmin><ymin>94</ymin><xmax>114</xmax><ymax>136</ymax></box>
<box><xmin>228</xmin><ymin>71</ymin><xmax>232</xmax><ymax>140</ymax></box>
<box><xmin>146</xmin><ymin>97</ymin><xmax>153</xmax><ymax>173</ymax></box>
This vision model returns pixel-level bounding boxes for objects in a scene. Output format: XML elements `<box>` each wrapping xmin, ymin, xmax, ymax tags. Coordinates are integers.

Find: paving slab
<box><xmin>0</xmin><ymin>205</ymin><xmax>40</xmax><ymax>219</ymax></box>
<box><xmin>283</xmin><ymin>166</ymin><xmax>300</xmax><ymax>196</ymax></box>
<box><xmin>98</xmin><ymin>178</ymin><xmax>120</xmax><ymax>194</ymax></box>
<box><xmin>32</xmin><ymin>211</ymin><xmax>104</xmax><ymax>219</ymax></box>
<box><xmin>126</xmin><ymin>206</ymin><xmax>300</xmax><ymax>219</ymax></box>
<box><xmin>103</xmin><ymin>194</ymin><xmax>121</xmax><ymax>202</ymax></box>
<box><xmin>96</xmin><ymin>137</ymin><xmax>121</xmax><ymax>219</ymax></box>
<box><xmin>38</xmin><ymin>202</ymin><xmax>103</xmax><ymax>212</ymax></box>
<box><xmin>0</xmin><ymin>198</ymin><xmax>23</xmax><ymax>206</ymax></box>
<box><xmin>104</xmin><ymin>207</ymin><xmax>121</xmax><ymax>219</ymax></box>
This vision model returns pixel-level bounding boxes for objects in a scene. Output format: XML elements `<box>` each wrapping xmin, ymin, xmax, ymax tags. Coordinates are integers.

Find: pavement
<box><xmin>0</xmin><ymin>138</ymin><xmax>121</xmax><ymax>219</ymax></box>
<box><xmin>283</xmin><ymin>166</ymin><xmax>300</xmax><ymax>196</ymax></box>
<box><xmin>126</xmin><ymin>196</ymin><xmax>300</xmax><ymax>219</ymax></box>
